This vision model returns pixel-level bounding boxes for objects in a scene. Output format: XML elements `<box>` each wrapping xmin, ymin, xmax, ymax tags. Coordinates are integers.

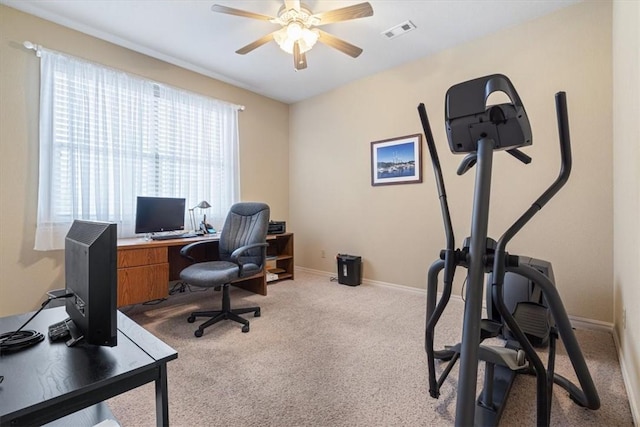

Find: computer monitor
<box><xmin>65</xmin><ymin>220</ymin><xmax>118</xmax><ymax>347</ymax></box>
<box><xmin>135</xmin><ymin>196</ymin><xmax>186</xmax><ymax>234</ymax></box>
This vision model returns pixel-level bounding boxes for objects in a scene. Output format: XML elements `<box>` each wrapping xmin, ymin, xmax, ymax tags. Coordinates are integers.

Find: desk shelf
<box><xmin>266</xmin><ymin>233</ymin><xmax>294</xmax><ymax>284</ymax></box>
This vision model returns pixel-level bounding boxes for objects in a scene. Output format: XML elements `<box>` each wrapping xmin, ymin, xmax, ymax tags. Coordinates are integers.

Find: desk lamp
<box><xmin>189</xmin><ymin>201</ymin><xmax>211</xmax><ymax>232</ymax></box>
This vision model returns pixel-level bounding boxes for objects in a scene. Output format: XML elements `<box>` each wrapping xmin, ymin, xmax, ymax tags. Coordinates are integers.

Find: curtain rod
<box><xmin>22</xmin><ymin>40</ymin><xmax>245</xmax><ymax>112</ymax></box>
<box><xmin>23</xmin><ymin>40</ymin><xmax>41</xmax><ymax>57</ymax></box>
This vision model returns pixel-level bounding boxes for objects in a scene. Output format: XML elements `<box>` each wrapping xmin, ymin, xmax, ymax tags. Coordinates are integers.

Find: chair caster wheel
<box><xmin>242</xmin><ymin>324</ymin><xmax>250</xmax><ymax>333</ymax></box>
<box><xmin>187</xmin><ymin>315</ymin><xmax>196</xmax><ymax>323</ymax></box>
<box><xmin>254</xmin><ymin>309</ymin><xmax>261</xmax><ymax>318</ymax></box>
<box><xmin>194</xmin><ymin>329</ymin><xmax>203</xmax><ymax>338</ymax></box>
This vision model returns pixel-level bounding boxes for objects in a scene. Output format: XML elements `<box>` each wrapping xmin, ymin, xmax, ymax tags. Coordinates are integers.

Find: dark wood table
<box><xmin>0</xmin><ymin>306</ymin><xmax>177</xmax><ymax>426</ymax></box>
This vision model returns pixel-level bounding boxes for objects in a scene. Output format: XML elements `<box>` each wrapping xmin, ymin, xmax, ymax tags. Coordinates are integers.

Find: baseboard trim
<box><xmin>295</xmin><ymin>266</ymin><xmax>428</xmax><ymax>295</ymax></box>
<box><xmin>567</xmin><ymin>314</ymin><xmax>613</xmax><ymax>333</ymax></box>
<box><xmin>612</xmin><ymin>328</ymin><xmax>640</xmax><ymax>425</ymax></box>
<box><xmin>295</xmin><ymin>267</ymin><xmax>614</xmax><ymax>333</ymax></box>
<box><xmin>296</xmin><ymin>266</ymin><xmax>334</xmax><ymax>278</ymax></box>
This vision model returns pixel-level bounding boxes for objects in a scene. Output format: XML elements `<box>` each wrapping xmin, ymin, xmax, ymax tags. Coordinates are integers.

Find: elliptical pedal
<box><xmin>511</xmin><ymin>302</ymin><xmax>551</xmax><ymax>348</ymax></box>
<box><xmin>481</xmin><ymin>318</ymin><xmax>503</xmax><ymax>340</ymax></box>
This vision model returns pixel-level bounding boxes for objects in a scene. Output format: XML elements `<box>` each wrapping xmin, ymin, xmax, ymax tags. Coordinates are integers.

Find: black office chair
<box><xmin>179</xmin><ymin>202</ymin><xmax>270</xmax><ymax>337</ymax></box>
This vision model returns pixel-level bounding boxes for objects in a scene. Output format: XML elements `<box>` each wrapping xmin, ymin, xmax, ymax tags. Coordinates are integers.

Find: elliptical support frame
<box><xmin>418</xmin><ymin>75</ymin><xmax>600</xmax><ymax>427</ymax></box>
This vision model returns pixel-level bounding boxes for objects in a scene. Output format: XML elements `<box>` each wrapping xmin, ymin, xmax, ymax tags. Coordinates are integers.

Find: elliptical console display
<box><xmin>445</xmin><ymin>74</ymin><xmax>532</xmax><ymax>153</ymax></box>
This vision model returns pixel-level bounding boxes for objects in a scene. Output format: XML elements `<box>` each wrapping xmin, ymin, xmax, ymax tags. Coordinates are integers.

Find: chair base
<box><xmin>187</xmin><ymin>283</ymin><xmax>260</xmax><ymax>337</ymax></box>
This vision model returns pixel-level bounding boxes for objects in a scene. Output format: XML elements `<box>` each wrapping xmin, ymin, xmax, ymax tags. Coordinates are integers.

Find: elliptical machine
<box><xmin>417</xmin><ymin>74</ymin><xmax>600</xmax><ymax>426</ymax></box>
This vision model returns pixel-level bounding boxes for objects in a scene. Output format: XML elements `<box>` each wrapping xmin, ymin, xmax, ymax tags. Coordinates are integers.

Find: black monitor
<box><xmin>65</xmin><ymin>220</ymin><xmax>118</xmax><ymax>347</ymax></box>
<box><xmin>135</xmin><ymin>196</ymin><xmax>186</xmax><ymax>234</ymax></box>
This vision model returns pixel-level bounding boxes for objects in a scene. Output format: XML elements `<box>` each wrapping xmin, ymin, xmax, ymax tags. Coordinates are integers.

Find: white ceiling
<box><xmin>3</xmin><ymin>0</ymin><xmax>579</xmax><ymax>104</ymax></box>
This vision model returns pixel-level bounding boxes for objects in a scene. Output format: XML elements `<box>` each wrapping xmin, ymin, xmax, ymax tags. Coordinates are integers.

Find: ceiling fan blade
<box><xmin>293</xmin><ymin>41</ymin><xmax>307</xmax><ymax>70</ymax></box>
<box><xmin>236</xmin><ymin>32</ymin><xmax>278</xmax><ymax>55</ymax></box>
<box><xmin>284</xmin><ymin>0</ymin><xmax>300</xmax><ymax>12</ymax></box>
<box><xmin>211</xmin><ymin>4</ymin><xmax>274</xmax><ymax>21</ymax></box>
<box><xmin>314</xmin><ymin>2</ymin><xmax>373</xmax><ymax>25</ymax></box>
<box><xmin>317</xmin><ymin>29</ymin><xmax>363</xmax><ymax>58</ymax></box>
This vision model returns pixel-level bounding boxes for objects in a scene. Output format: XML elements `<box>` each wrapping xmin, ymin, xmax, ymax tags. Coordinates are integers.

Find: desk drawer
<box><xmin>117</xmin><ymin>264</ymin><xmax>169</xmax><ymax>306</ymax></box>
<box><xmin>118</xmin><ymin>247</ymin><xmax>167</xmax><ymax>268</ymax></box>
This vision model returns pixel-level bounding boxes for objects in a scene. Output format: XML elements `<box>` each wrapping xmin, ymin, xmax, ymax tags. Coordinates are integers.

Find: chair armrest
<box><xmin>230</xmin><ymin>243</ymin><xmax>268</xmax><ymax>276</ymax></box>
<box><xmin>229</xmin><ymin>242</ymin><xmax>269</xmax><ymax>262</ymax></box>
<box><xmin>179</xmin><ymin>240</ymin><xmax>217</xmax><ymax>262</ymax></box>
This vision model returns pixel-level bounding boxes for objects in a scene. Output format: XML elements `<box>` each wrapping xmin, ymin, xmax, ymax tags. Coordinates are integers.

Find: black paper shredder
<box><xmin>337</xmin><ymin>254</ymin><xmax>362</xmax><ymax>286</ymax></box>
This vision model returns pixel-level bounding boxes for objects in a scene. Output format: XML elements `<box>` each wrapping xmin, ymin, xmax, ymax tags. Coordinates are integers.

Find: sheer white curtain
<box><xmin>35</xmin><ymin>48</ymin><xmax>240</xmax><ymax>250</ymax></box>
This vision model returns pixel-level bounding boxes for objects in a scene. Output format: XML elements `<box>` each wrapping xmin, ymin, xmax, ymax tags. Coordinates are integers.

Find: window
<box><xmin>35</xmin><ymin>49</ymin><xmax>240</xmax><ymax>250</ymax></box>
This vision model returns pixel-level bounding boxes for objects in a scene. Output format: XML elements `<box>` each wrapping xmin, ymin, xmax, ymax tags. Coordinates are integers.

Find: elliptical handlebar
<box><xmin>506</xmin><ymin>148</ymin><xmax>532</xmax><ymax>164</ymax></box>
<box><xmin>546</xmin><ymin>91</ymin><xmax>572</xmax><ymax>204</ymax></box>
<box><xmin>418</xmin><ymin>103</ymin><xmax>455</xmax><ymax>258</ymax></box>
<box><xmin>493</xmin><ymin>91</ymin><xmax>572</xmax><ymax>279</ymax></box>
<box><xmin>490</xmin><ymin>90</ymin><xmax>599</xmax><ymax>412</ymax></box>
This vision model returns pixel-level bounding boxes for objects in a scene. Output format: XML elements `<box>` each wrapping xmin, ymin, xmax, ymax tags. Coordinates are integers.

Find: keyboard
<box><xmin>48</xmin><ymin>319</ymin><xmax>72</xmax><ymax>341</ymax></box>
<box><xmin>151</xmin><ymin>233</ymin><xmax>198</xmax><ymax>241</ymax></box>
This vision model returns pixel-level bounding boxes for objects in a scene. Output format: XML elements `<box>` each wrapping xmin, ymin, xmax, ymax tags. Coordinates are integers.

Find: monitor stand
<box><xmin>64</xmin><ymin>318</ymin><xmax>84</xmax><ymax>347</ymax></box>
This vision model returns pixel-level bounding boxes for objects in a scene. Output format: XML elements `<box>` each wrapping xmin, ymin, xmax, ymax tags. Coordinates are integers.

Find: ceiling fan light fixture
<box><xmin>287</xmin><ymin>22</ymin><xmax>303</xmax><ymax>40</ymax></box>
<box><xmin>212</xmin><ymin>1</ymin><xmax>373</xmax><ymax>68</ymax></box>
<box><xmin>274</xmin><ymin>24</ymin><xmax>318</xmax><ymax>54</ymax></box>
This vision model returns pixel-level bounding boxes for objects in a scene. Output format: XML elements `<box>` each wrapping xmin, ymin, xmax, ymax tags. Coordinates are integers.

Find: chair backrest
<box><xmin>218</xmin><ymin>202</ymin><xmax>270</xmax><ymax>266</ymax></box>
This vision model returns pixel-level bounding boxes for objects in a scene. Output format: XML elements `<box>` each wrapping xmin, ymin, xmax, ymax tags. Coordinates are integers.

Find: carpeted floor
<box><xmin>108</xmin><ymin>270</ymin><xmax>633</xmax><ymax>426</ymax></box>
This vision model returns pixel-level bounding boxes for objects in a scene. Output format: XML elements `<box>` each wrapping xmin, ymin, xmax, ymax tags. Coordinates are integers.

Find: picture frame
<box><xmin>371</xmin><ymin>134</ymin><xmax>423</xmax><ymax>186</ymax></box>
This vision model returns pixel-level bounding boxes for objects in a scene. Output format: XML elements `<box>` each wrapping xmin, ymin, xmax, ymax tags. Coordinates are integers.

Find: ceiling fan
<box><xmin>211</xmin><ymin>1</ymin><xmax>374</xmax><ymax>71</ymax></box>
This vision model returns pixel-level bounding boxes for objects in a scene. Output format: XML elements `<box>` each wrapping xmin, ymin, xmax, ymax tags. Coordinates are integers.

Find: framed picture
<box><xmin>371</xmin><ymin>134</ymin><xmax>422</xmax><ymax>186</ymax></box>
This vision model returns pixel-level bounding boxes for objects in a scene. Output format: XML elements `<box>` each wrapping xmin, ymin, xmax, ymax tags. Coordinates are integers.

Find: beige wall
<box><xmin>290</xmin><ymin>1</ymin><xmax>613</xmax><ymax>322</ymax></box>
<box><xmin>0</xmin><ymin>5</ymin><xmax>289</xmax><ymax>316</ymax></box>
<box><xmin>613</xmin><ymin>0</ymin><xmax>640</xmax><ymax>420</ymax></box>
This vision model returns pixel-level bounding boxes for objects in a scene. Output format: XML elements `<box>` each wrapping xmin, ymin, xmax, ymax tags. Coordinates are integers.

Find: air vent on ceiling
<box><xmin>381</xmin><ymin>20</ymin><xmax>417</xmax><ymax>40</ymax></box>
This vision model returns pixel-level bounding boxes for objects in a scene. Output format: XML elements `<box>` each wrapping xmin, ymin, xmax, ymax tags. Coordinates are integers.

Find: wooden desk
<box><xmin>0</xmin><ymin>306</ymin><xmax>177</xmax><ymax>426</ymax></box>
<box><xmin>116</xmin><ymin>233</ymin><xmax>294</xmax><ymax>307</ymax></box>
